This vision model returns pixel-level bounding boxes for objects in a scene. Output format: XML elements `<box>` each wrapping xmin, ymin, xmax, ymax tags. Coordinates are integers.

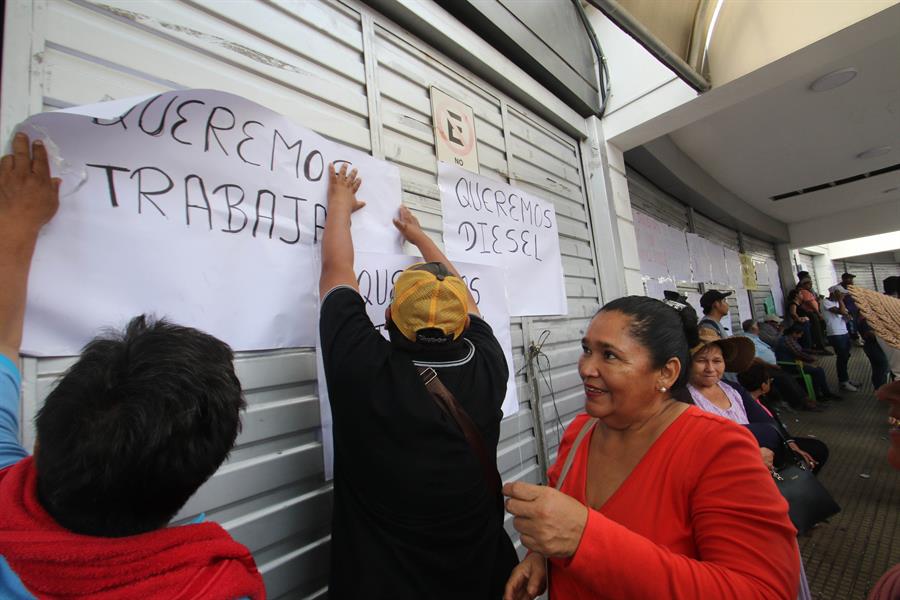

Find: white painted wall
<box><xmin>824</xmin><ymin>231</ymin><xmax>900</xmax><ymax>260</ymax></box>
<box><xmin>788</xmin><ymin>199</ymin><xmax>900</xmax><ymax>248</ymax></box>
<box><xmin>585</xmin><ymin>6</ymin><xmax>697</xmax><ymax>145</ymax></box>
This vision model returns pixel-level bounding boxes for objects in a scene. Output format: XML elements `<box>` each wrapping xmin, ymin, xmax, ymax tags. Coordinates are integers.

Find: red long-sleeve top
<box><xmin>547</xmin><ymin>406</ymin><xmax>799</xmax><ymax>599</ymax></box>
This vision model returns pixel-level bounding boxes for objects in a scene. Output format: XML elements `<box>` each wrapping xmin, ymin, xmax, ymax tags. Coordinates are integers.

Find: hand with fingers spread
<box><xmin>0</xmin><ymin>132</ymin><xmax>60</xmax><ymax>238</ymax></box>
<box><xmin>503</xmin><ymin>481</ymin><xmax>588</xmax><ymax>558</ymax></box>
<box><xmin>327</xmin><ymin>162</ymin><xmax>365</xmax><ymax>214</ymax></box>
<box><xmin>392</xmin><ymin>205</ymin><xmax>426</xmax><ymax>245</ymax></box>
<box><xmin>503</xmin><ymin>551</ymin><xmax>547</xmax><ymax>600</ymax></box>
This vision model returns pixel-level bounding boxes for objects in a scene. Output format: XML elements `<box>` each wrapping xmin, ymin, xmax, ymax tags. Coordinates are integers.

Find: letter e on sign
<box><xmin>430</xmin><ymin>87</ymin><xmax>479</xmax><ymax>174</ymax></box>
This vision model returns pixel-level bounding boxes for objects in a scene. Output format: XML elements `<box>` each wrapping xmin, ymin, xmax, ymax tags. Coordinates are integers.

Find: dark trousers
<box><xmin>770</xmin><ymin>370</ymin><xmax>810</xmax><ymax>409</ymax></box>
<box><xmin>782</xmin><ymin>362</ymin><xmax>834</xmax><ymax>398</ymax></box>
<box><xmin>809</xmin><ymin>312</ymin><xmax>828</xmax><ymax>350</ymax></box>
<box><xmin>863</xmin><ymin>337</ymin><xmax>890</xmax><ymax>390</ymax></box>
<box><xmin>828</xmin><ymin>334</ymin><xmax>851</xmax><ymax>383</ymax></box>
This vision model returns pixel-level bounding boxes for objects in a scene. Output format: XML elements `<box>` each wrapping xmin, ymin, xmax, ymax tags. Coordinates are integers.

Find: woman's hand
<box><xmin>503</xmin><ymin>552</ymin><xmax>547</xmax><ymax>600</ymax></box>
<box><xmin>760</xmin><ymin>447</ymin><xmax>775</xmax><ymax>470</ymax></box>
<box><xmin>503</xmin><ymin>481</ymin><xmax>588</xmax><ymax>558</ymax></box>
<box><xmin>787</xmin><ymin>442</ymin><xmax>816</xmax><ymax>468</ymax></box>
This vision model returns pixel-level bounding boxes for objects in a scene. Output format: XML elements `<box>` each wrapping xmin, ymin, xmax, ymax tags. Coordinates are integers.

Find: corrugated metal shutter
<box><xmin>625</xmin><ymin>168</ymin><xmax>690</xmax><ymax>231</ymax></box>
<box><xmin>743</xmin><ymin>234</ymin><xmax>778</xmax><ymax>319</ymax></box>
<box><xmin>873</xmin><ymin>263</ymin><xmax>900</xmax><ymax>291</ymax></box>
<box><xmin>6</xmin><ymin>0</ymin><xmax>604</xmax><ymax>595</ymax></box>
<box><xmin>693</xmin><ymin>213</ymin><xmax>740</xmax><ymax>251</ymax></box>
<box><xmin>842</xmin><ymin>262</ymin><xmax>877</xmax><ymax>290</ymax></box>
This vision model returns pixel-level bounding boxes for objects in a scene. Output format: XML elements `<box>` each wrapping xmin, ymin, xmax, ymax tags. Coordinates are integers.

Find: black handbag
<box><xmin>773</xmin><ymin>459</ymin><xmax>840</xmax><ymax>535</ymax></box>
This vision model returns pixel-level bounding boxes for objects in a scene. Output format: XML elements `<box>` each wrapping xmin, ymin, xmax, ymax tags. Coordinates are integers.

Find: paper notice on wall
<box><xmin>437</xmin><ymin>162</ymin><xmax>567</xmax><ymax>316</ymax></box>
<box><xmin>736</xmin><ymin>288</ymin><xmax>753</xmax><ymax>325</ymax></box>
<box><xmin>740</xmin><ymin>254</ymin><xmax>758</xmax><ymax>290</ymax></box>
<box><xmin>633</xmin><ymin>211</ymin><xmax>669</xmax><ymax>279</ymax></box>
<box><xmin>15</xmin><ymin>89</ymin><xmax>403</xmax><ymax>356</ymax></box>
<box><xmin>724</xmin><ymin>247</ymin><xmax>743</xmax><ymax>289</ymax></box>
<box><xmin>767</xmin><ymin>259</ymin><xmax>785</xmax><ymax>315</ymax></box>
<box><xmin>318</xmin><ymin>252</ymin><xmax>520</xmax><ymax>479</ymax></box>
<box><xmin>686</xmin><ymin>233</ymin><xmax>711</xmax><ymax>284</ymax></box>
<box><xmin>706</xmin><ymin>239</ymin><xmax>729</xmax><ymax>285</ymax></box>
<box><xmin>662</xmin><ymin>225</ymin><xmax>692</xmax><ymax>282</ymax></box>
<box><xmin>685</xmin><ymin>292</ymin><xmax>704</xmax><ymax>322</ymax></box>
<box><xmin>644</xmin><ymin>278</ymin><xmax>677</xmax><ymax>300</ymax></box>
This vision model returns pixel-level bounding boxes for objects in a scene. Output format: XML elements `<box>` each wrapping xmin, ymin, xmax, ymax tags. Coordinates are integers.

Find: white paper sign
<box><xmin>318</xmin><ymin>253</ymin><xmax>520</xmax><ymax>478</ymax></box>
<box><xmin>724</xmin><ymin>247</ymin><xmax>743</xmax><ymax>289</ymax></box>
<box><xmin>662</xmin><ymin>225</ymin><xmax>692</xmax><ymax>282</ymax></box>
<box><xmin>437</xmin><ymin>162</ymin><xmax>567</xmax><ymax>316</ymax></box>
<box><xmin>633</xmin><ymin>211</ymin><xmax>669</xmax><ymax>279</ymax></box>
<box><xmin>17</xmin><ymin>89</ymin><xmax>403</xmax><ymax>355</ymax></box>
<box><xmin>766</xmin><ymin>259</ymin><xmax>785</xmax><ymax>315</ymax></box>
<box><xmin>706</xmin><ymin>239</ymin><xmax>729</xmax><ymax>285</ymax></box>
<box><xmin>736</xmin><ymin>288</ymin><xmax>753</xmax><ymax>325</ymax></box>
<box><xmin>686</xmin><ymin>233</ymin><xmax>711</xmax><ymax>284</ymax></box>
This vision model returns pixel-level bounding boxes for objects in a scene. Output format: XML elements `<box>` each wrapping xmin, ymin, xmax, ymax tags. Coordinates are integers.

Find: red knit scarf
<box><xmin>0</xmin><ymin>458</ymin><xmax>265</xmax><ymax>600</ymax></box>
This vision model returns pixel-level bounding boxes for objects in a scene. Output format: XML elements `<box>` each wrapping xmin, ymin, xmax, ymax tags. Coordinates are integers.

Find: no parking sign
<box><xmin>430</xmin><ymin>87</ymin><xmax>479</xmax><ymax>173</ymax></box>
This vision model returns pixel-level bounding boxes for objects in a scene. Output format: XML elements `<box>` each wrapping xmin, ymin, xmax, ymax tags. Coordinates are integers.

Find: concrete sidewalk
<box><xmin>789</xmin><ymin>346</ymin><xmax>899</xmax><ymax>599</ymax></box>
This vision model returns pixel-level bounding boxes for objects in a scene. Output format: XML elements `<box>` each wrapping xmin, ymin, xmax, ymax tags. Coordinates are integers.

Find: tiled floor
<box><xmin>790</xmin><ymin>346</ymin><xmax>899</xmax><ymax>599</ymax></box>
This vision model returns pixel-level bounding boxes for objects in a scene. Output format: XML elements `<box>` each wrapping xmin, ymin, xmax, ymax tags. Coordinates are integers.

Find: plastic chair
<box><xmin>778</xmin><ymin>360</ymin><xmax>816</xmax><ymax>402</ymax></box>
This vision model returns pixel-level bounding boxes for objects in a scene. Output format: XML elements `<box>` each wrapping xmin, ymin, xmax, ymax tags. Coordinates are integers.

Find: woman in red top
<box><xmin>503</xmin><ymin>296</ymin><xmax>799</xmax><ymax>600</ymax></box>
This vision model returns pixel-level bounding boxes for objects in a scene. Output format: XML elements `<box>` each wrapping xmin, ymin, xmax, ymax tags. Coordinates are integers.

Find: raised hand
<box><xmin>327</xmin><ymin>162</ymin><xmax>365</xmax><ymax>213</ymax></box>
<box><xmin>0</xmin><ymin>132</ymin><xmax>60</xmax><ymax>236</ymax></box>
<box><xmin>392</xmin><ymin>205</ymin><xmax>425</xmax><ymax>244</ymax></box>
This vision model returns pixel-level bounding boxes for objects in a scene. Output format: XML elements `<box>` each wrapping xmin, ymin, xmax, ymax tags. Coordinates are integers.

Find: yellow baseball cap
<box><xmin>390</xmin><ymin>262</ymin><xmax>470</xmax><ymax>342</ymax></box>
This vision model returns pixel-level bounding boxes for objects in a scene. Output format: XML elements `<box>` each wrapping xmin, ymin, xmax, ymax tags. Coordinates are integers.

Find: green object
<box><xmin>764</xmin><ymin>296</ymin><xmax>776</xmax><ymax>315</ymax></box>
<box><xmin>778</xmin><ymin>360</ymin><xmax>816</xmax><ymax>402</ymax></box>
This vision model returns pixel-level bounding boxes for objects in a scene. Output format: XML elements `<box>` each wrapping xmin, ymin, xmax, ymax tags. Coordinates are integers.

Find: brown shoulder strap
<box><xmin>555</xmin><ymin>417</ymin><xmax>597</xmax><ymax>491</ymax></box>
<box><xmin>418</xmin><ymin>366</ymin><xmax>503</xmax><ymax>508</ymax></box>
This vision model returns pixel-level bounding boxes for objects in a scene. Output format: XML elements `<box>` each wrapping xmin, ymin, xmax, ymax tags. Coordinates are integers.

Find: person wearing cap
<box><xmin>317</xmin><ymin>164</ymin><xmax>517</xmax><ymax>598</ymax></box>
<box><xmin>698</xmin><ymin>290</ymin><xmax>732</xmax><ymax>338</ymax></box>
<box><xmin>823</xmin><ymin>285</ymin><xmax>858</xmax><ymax>392</ymax></box>
<box><xmin>758</xmin><ymin>314</ymin><xmax>784</xmax><ymax>348</ymax></box>
<box><xmin>840</xmin><ymin>273</ymin><xmax>863</xmax><ymax>345</ymax></box>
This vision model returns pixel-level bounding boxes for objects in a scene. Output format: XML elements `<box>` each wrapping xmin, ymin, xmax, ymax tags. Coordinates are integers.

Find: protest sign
<box><xmin>437</xmin><ymin>162</ymin><xmax>567</xmax><ymax>316</ymax></box>
<box><xmin>318</xmin><ymin>252</ymin><xmax>520</xmax><ymax>478</ymax></box>
<box><xmin>16</xmin><ymin>89</ymin><xmax>402</xmax><ymax>355</ymax></box>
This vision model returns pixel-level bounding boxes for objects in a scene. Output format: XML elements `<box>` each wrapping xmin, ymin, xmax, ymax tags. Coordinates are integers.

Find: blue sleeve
<box><xmin>0</xmin><ymin>355</ymin><xmax>28</xmax><ymax>470</ymax></box>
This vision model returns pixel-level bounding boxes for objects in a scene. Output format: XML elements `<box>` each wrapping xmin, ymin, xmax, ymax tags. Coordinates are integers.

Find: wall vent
<box><xmin>770</xmin><ymin>161</ymin><xmax>900</xmax><ymax>201</ymax></box>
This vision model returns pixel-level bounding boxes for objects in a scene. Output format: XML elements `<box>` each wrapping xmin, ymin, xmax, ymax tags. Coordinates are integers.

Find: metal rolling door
<box><xmin>3</xmin><ymin>0</ymin><xmax>598</xmax><ymax>595</ymax></box>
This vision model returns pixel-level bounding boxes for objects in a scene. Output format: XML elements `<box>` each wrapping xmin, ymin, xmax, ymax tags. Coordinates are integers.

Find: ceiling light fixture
<box><xmin>809</xmin><ymin>67</ymin><xmax>858</xmax><ymax>92</ymax></box>
<box><xmin>856</xmin><ymin>146</ymin><xmax>893</xmax><ymax>159</ymax></box>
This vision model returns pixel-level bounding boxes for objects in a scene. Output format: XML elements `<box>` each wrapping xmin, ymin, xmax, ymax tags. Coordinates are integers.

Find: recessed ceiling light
<box><xmin>856</xmin><ymin>146</ymin><xmax>892</xmax><ymax>159</ymax></box>
<box><xmin>809</xmin><ymin>67</ymin><xmax>858</xmax><ymax>92</ymax></box>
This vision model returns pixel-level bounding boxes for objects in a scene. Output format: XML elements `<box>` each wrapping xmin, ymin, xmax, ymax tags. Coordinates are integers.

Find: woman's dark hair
<box><xmin>599</xmin><ymin>296</ymin><xmax>699</xmax><ymax>392</ymax></box>
<box><xmin>35</xmin><ymin>315</ymin><xmax>245</xmax><ymax>538</ymax></box>
<box><xmin>737</xmin><ymin>361</ymin><xmax>771</xmax><ymax>392</ymax></box>
<box><xmin>787</xmin><ymin>289</ymin><xmax>800</xmax><ymax>302</ymax></box>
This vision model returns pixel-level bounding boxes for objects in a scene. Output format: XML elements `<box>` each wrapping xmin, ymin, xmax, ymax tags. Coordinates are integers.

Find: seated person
<box><xmin>0</xmin><ymin>133</ymin><xmax>264</xmax><ymax>599</ymax></box>
<box><xmin>672</xmin><ymin>328</ymin><xmax>782</xmax><ymax>467</ymax></box>
<box><xmin>737</xmin><ymin>362</ymin><xmax>827</xmax><ymax>474</ymax></box>
<box><xmin>758</xmin><ymin>314</ymin><xmax>783</xmax><ymax>348</ymax></box>
<box><xmin>774</xmin><ymin>325</ymin><xmax>840</xmax><ymax>401</ymax></box>
<box><xmin>739</xmin><ymin>320</ymin><xmax>821</xmax><ymax>411</ymax></box>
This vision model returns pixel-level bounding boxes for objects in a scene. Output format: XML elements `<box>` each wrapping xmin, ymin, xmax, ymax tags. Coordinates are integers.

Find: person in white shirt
<box><xmin>822</xmin><ymin>285</ymin><xmax>858</xmax><ymax>392</ymax></box>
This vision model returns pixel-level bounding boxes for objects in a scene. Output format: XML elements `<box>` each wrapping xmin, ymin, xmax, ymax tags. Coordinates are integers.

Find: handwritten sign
<box><xmin>318</xmin><ymin>253</ymin><xmax>520</xmax><ymax>479</ymax></box>
<box><xmin>633</xmin><ymin>211</ymin><xmax>669</xmax><ymax>279</ymax></box>
<box><xmin>437</xmin><ymin>162</ymin><xmax>567</xmax><ymax>316</ymax></box>
<box><xmin>17</xmin><ymin>89</ymin><xmax>402</xmax><ymax>355</ymax></box>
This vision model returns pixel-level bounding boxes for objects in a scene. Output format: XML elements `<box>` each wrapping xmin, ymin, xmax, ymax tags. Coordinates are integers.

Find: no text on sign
<box><xmin>430</xmin><ymin>87</ymin><xmax>479</xmax><ymax>173</ymax></box>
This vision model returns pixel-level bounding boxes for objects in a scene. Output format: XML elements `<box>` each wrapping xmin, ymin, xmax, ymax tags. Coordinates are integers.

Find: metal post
<box><xmin>521</xmin><ymin>318</ymin><xmax>550</xmax><ymax>485</ymax></box>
